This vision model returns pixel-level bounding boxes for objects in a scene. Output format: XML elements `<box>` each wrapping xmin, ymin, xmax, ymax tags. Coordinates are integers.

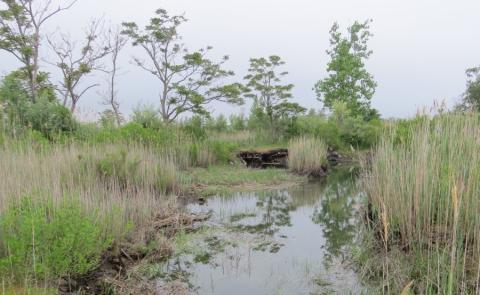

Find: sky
<box><xmin>1</xmin><ymin>0</ymin><xmax>480</xmax><ymax>120</ymax></box>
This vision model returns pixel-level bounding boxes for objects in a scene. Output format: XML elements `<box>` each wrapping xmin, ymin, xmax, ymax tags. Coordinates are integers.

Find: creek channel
<box><xmin>155</xmin><ymin>167</ymin><xmax>368</xmax><ymax>295</ymax></box>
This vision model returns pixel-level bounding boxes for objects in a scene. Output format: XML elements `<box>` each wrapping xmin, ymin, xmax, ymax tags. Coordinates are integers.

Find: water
<box><xmin>157</xmin><ymin>168</ymin><xmax>366</xmax><ymax>294</ymax></box>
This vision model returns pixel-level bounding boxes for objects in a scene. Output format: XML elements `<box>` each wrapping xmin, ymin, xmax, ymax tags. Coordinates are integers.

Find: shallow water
<box><xmin>158</xmin><ymin>168</ymin><xmax>366</xmax><ymax>294</ymax></box>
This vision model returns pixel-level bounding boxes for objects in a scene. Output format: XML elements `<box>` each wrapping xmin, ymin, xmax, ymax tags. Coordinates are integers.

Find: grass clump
<box><xmin>0</xmin><ymin>197</ymin><xmax>112</xmax><ymax>283</ymax></box>
<box><xmin>362</xmin><ymin>113</ymin><xmax>480</xmax><ymax>294</ymax></box>
<box><xmin>288</xmin><ymin>136</ymin><xmax>328</xmax><ymax>176</ymax></box>
<box><xmin>77</xmin><ymin>146</ymin><xmax>179</xmax><ymax>194</ymax></box>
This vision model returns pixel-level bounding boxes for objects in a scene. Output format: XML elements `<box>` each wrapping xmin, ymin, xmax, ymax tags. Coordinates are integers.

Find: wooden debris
<box><xmin>237</xmin><ymin>148</ymin><xmax>288</xmax><ymax>168</ymax></box>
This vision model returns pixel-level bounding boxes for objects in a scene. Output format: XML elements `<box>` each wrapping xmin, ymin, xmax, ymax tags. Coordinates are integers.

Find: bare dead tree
<box><xmin>47</xmin><ymin>19</ymin><xmax>110</xmax><ymax>113</ymax></box>
<box><xmin>0</xmin><ymin>0</ymin><xmax>77</xmax><ymax>102</ymax></box>
<box><xmin>100</xmin><ymin>26</ymin><xmax>126</xmax><ymax>126</ymax></box>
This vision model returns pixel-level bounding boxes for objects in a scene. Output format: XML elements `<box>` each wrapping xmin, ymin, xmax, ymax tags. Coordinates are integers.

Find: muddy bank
<box><xmin>58</xmin><ymin>211</ymin><xmax>210</xmax><ymax>295</ymax></box>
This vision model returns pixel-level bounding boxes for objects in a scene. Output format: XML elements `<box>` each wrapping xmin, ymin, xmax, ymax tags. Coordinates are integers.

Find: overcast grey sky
<box><xmin>1</xmin><ymin>0</ymin><xmax>479</xmax><ymax>119</ymax></box>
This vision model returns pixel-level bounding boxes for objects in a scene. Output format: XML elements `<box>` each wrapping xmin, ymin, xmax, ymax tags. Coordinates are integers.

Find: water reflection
<box><xmin>311</xmin><ymin>172</ymin><xmax>358</xmax><ymax>263</ymax></box>
<box><xmin>158</xmin><ymin>168</ymin><xmax>365</xmax><ymax>295</ymax></box>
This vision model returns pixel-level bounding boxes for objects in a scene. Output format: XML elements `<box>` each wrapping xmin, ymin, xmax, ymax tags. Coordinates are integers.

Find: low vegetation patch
<box><xmin>0</xmin><ymin>197</ymin><xmax>112</xmax><ymax>284</ymax></box>
<box><xmin>182</xmin><ymin>165</ymin><xmax>306</xmax><ymax>196</ymax></box>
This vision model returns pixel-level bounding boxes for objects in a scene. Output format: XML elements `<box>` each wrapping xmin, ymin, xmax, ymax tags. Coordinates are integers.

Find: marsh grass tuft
<box><xmin>363</xmin><ymin>113</ymin><xmax>480</xmax><ymax>293</ymax></box>
<box><xmin>288</xmin><ymin>136</ymin><xmax>328</xmax><ymax>176</ymax></box>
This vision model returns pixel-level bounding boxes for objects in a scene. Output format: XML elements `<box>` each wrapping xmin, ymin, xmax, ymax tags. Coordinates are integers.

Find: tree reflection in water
<box><xmin>311</xmin><ymin>169</ymin><xmax>358</xmax><ymax>264</ymax></box>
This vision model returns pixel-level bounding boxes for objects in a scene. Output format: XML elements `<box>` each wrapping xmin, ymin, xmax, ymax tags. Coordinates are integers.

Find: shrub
<box><xmin>288</xmin><ymin>136</ymin><xmax>328</xmax><ymax>176</ymax></box>
<box><xmin>0</xmin><ymin>197</ymin><xmax>112</xmax><ymax>282</ymax></box>
<box><xmin>25</xmin><ymin>99</ymin><xmax>76</xmax><ymax>139</ymax></box>
<box><xmin>131</xmin><ymin>104</ymin><xmax>163</xmax><ymax>130</ymax></box>
<box><xmin>183</xmin><ymin>115</ymin><xmax>206</xmax><ymax>139</ymax></box>
<box><xmin>96</xmin><ymin>149</ymin><xmax>141</xmax><ymax>189</ymax></box>
<box><xmin>0</xmin><ymin>72</ymin><xmax>75</xmax><ymax>140</ymax></box>
<box><xmin>294</xmin><ymin>107</ymin><xmax>381</xmax><ymax>150</ymax></box>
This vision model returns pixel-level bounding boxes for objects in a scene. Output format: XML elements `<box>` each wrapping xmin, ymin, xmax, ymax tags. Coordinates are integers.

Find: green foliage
<box><xmin>190</xmin><ymin>139</ymin><xmax>237</xmax><ymax>167</ymax></box>
<box><xmin>80</xmin><ymin>147</ymin><xmax>179</xmax><ymax>193</ymax></box>
<box><xmin>294</xmin><ymin>102</ymin><xmax>381</xmax><ymax>149</ymax></box>
<box><xmin>229</xmin><ymin>114</ymin><xmax>247</xmax><ymax>131</ymax></box>
<box><xmin>73</xmin><ymin>122</ymin><xmax>178</xmax><ymax>147</ymax></box>
<box><xmin>183</xmin><ymin>115</ymin><xmax>207</xmax><ymax>139</ymax></box>
<box><xmin>122</xmin><ymin>9</ymin><xmax>243</xmax><ymax>122</ymax></box>
<box><xmin>243</xmin><ymin>56</ymin><xmax>305</xmax><ymax>128</ymax></box>
<box><xmin>315</xmin><ymin>20</ymin><xmax>378</xmax><ymax>121</ymax></box>
<box><xmin>95</xmin><ymin>149</ymin><xmax>141</xmax><ymax>189</ymax></box>
<box><xmin>205</xmin><ymin>114</ymin><xmax>228</xmax><ymax>132</ymax></box>
<box><xmin>25</xmin><ymin>98</ymin><xmax>76</xmax><ymax>139</ymax></box>
<box><xmin>99</xmin><ymin>109</ymin><xmax>122</xmax><ymax>128</ymax></box>
<box><xmin>0</xmin><ymin>71</ymin><xmax>31</xmax><ymax>127</ymax></box>
<box><xmin>182</xmin><ymin>165</ymin><xmax>305</xmax><ymax>196</ymax></box>
<box><xmin>0</xmin><ymin>197</ymin><xmax>112</xmax><ymax>282</ymax></box>
<box><xmin>131</xmin><ymin>104</ymin><xmax>163</xmax><ymax>130</ymax></box>
<box><xmin>458</xmin><ymin>66</ymin><xmax>480</xmax><ymax>111</ymax></box>
<box><xmin>0</xmin><ymin>72</ymin><xmax>76</xmax><ymax>139</ymax></box>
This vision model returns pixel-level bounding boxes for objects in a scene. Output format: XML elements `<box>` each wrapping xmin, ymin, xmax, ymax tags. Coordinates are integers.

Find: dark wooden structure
<box><xmin>237</xmin><ymin>148</ymin><xmax>288</xmax><ymax>168</ymax></box>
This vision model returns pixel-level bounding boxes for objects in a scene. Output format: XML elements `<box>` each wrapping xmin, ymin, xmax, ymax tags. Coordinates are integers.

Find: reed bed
<box><xmin>288</xmin><ymin>136</ymin><xmax>328</xmax><ymax>176</ymax></box>
<box><xmin>363</xmin><ymin>113</ymin><xmax>480</xmax><ymax>293</ymax></box>
<box><xmin>0</xmin><ymin>143</ymin><xmax>179</xmax><ymax>284</ymax></box>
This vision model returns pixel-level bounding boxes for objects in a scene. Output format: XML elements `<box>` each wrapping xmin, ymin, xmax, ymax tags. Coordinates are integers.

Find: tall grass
<box><xmin>363</xmin><ymin>113</ymin><xmax>480</xmax><ymax>293</ymax></box>
<box><xmin>0</xmin><ymin>143</ymin><xmax>179</xmax><ymax>284</ymax></box>
<box><xmin>288</xmin><ymin>136</ymin><xmax>328</xmax><ymax>176</ymax></box>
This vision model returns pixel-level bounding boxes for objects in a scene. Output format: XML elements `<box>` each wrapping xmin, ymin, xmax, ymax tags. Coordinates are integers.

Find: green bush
<box><xmin>183</xmin><ymin>115</ymin><xmax>206</xmax><ymax>139</ymax></box>
<box><xmin>294</xmin><ymin>107</ymin><xmax>381</xmax><ymax>150</ymax></box>
<box><xmin>0</xmin><ymin>197</ymin><xmax>112</xmax><ymax>282</ymax></box>
<box><xmin>0</xmin><ymin>71</ymin><xmax>75</xmax><ymax>140</ymax></box>
<box><xmin>25</xmin><ymin>99</ymin><xmax>76</xmax><ymax>139</ymax></box>
<box><xmin>131</xmin><ymin>104</ymin><xmax>163</xmax><ymax>130</ymax></box>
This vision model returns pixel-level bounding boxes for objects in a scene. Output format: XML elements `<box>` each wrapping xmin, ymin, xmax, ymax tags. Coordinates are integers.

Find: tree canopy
<box><xmin>121</xmin><ymin>9</ymin><xmax>243</xmax><ymax>123</ymax></box>
<box><xmin>314</xmin><ymin>20</ymin><xmax>378</xmax><ymax>121</ymax></box>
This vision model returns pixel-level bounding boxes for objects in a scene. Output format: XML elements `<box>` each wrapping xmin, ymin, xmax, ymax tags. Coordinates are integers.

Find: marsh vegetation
<box><xmin>1</xmin><ymin>1</ymin><xmax>480</xmax><ymax>294</ymax></box>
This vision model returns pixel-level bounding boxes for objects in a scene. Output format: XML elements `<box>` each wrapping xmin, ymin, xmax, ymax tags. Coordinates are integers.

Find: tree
<box><xmin>0</xmin><ymin>0</ymin><xmax>77</xmax><ymax>102</ymax></box>
<box><xmin>121</xmin><ymin>9</ymin><xmax>243</xmax><ymax>123</ymax></box>
<box><xmin>314</xmin><ymin>20</ymin><xmax>378</xmax><ymax>121</ymax></box>
<box><xmin>243</xmin><ymin>56</ymin><xmax>304</xmax><ymax>128</ymax></box>
<box><xmin>459</xmin><ymin>66</ymin><xmax>480</xmax><ymax>111</ymax></box>
<box><xmin>0</xmin><ymin>70</ymin><xmax>75</xmax><ymax>138</ymax></box>
<box><xmin>47</xmin><ymin>19</ymin><xmax>110</xmax><ymax>113</ymax></box>
<box><xmin>100</xmin><ymin>26</ymin><xmax>126</xmax><ymax>126</ymax></box>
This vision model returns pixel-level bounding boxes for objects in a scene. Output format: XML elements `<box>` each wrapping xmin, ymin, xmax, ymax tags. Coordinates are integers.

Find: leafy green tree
<box><xmin>243</xmin><ymin>55</ymin><xmax>305</xmax><ymax>137</ymax></box>
<box><xmin>0</xmin><ymin>0</ymin><xmax>77</xmax><ymax>102</ymax></box>
<box><xmin>314</xmin><ymin>20</ymin><xmax>378</xmax><ymax>121</ymax></box>
<box><xmin>0</xmin><ymin>71</ymin><xmax>75</xmax><ymax>138</ymax></box>
<box><xmin>121</xmin><ymin>9</ymin><xmax>243</xmax><ymax>123</ymax></box>
<box><xmin>459</xmin><ymin>66</ymin><xmax>480</xmax><ymax>111</ymax></box>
